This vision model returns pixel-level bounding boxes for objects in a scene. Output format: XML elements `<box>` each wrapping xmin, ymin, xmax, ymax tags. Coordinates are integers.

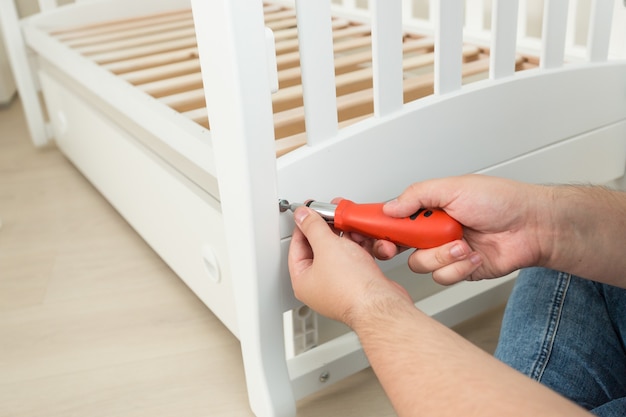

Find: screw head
<box><xmin>319</xmin><ymin>371</ymin><xmax>330</xmax><ymax>383</ymax></box>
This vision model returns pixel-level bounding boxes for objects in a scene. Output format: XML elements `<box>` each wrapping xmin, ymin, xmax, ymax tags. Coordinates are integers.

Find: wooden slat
<box><xmin>276</xmin><ymin>34</ymin><xmax>373</xmax><ymax>71</ymax></box>
<box><xmin>90</xmin><ymin>37</ymin><xmax>198</xmax><ymax>65</ymax></box>
<box><xmin>159</xmin><ymin>88</ymin><xmax>206</xmax><ymax>113</ymax></box>
<box><xmin>275</xmin><ymin>115</ymin><xmax>369</xmax><ymax>156</ymax></box>
<box><xmin>77</xmin><ymin>27</ymin><xmax>197</xmax><ymax>56</ymax></box>
<box><xmin>181</xmin><ymin>107</ymin><xmax>210</xmax><ymax>129</ymax></box>
<box><xmin>274</xmin><ymin>23</ymin><xmax>370</xmax><ymax>55</ymax></box>
<box><xmin>267</xmin><ymin>17</ymin><xmax>298</xmax><ymax>31</ymax></box>
<box><xmin>63</xmin><ymin>18</ymin><xmax>194</xmax><ymax>49</ymax></box>
<box><xmin>52</xmin><ymin>9</ymin><xmax>192</xmax><ymax>40</ymax></box>
<box><xmin>272</xmin><ymin>19</ymin><xmax>351</xmax><ymax>43</ymax></box>
<box><xmin>103</xmin><ymin>47</ymin><xmax>199</xmax><ymax>74</ymax></box>
<box><xmin>264</xmin><ymin>9</ymin><xmax>296</xmax><ymax>23</ymax></box>
<box><xmin>141</xmin><ymin>72</ymin><xmax>203</xmax><ymax>98</ymax></box>
<box><xmin>121</xmin><ymin>59</ymin><xmax>200</xmax><ymax>85</ymax></box>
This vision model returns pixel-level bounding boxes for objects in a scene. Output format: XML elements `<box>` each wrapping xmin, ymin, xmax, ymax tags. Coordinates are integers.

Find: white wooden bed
<box><xmin>2</xmin><ymin>0</ymin><xmax>626</xmax><ymax>415</ymax></box>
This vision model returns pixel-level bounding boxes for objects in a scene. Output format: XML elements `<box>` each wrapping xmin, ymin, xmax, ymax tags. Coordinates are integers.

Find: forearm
<box><xmin>540</xmin><ymin>184</ymin><xmax>626</xmax><ymax>287</ymax></box>
<box><xmin>352</xmin><ymin>301</ymin><xmax>590</xmax><ymax>417</ymax></box>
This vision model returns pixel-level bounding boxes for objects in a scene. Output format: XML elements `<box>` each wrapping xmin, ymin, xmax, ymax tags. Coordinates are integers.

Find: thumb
<box><xmin>384</xmin><ymin>179</ymin><xmax>454</xmax><ymax>218</ymax></box>
<box><xmin>293</xmin><ymin>207</ymin><xmax>336</xmax><ymax>249</ymax></box>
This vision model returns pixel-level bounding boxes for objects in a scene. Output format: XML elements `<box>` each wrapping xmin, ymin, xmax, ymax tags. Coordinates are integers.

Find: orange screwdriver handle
<box><xmin>333</xmin><ymin>200</ymin><xmax>463</xmax><ymax>249</ymax></box>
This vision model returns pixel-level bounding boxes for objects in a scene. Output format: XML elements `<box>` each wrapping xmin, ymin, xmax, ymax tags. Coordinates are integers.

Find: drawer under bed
<box><xmin>38</xmin><ymin>68</ymin><xmax>240</xmax><ymax>336</ymax></box>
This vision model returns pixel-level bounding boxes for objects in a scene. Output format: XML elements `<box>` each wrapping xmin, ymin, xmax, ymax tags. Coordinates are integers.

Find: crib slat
<box><xmin>294</xmin><ymin>0</ymin><xmax>338</xmax><ymax>145</ymax></box>
<box><xmin>434</xmin><ymin>0</ymin><xmax>464</xmax><ymax>94</ymax></box>
<box><xmin>370</xmin><ymin>0</ymin><xmax>404</xmax><ymax>116</ymax></box>
<box><xmin>489</xmin><ymin>0</ymin><xmax>519</xmax><ymax>79</ymax></box>
<box><xmin>587</xmin><ymin>0</ymin><xmax>614</xmax><ymax>62</ymax></box>
<box><xmin>541</xmin><ymin>0</ymin><xmax>570</xmax><ymax>68</ymax></box>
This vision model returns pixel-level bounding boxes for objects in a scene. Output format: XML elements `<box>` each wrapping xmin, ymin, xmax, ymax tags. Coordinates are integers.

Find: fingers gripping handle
<box><xmin>334</xmin><ymin>200</ymin><xmax>463</xmax><ymax>249</ymax></box>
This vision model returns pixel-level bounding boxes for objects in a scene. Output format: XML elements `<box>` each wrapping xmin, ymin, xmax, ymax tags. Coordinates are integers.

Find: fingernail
<box><xmin>385</xmin><ymin>198</ymin><xmax>399</xmax><ymax>208</ymax></box>
<box><xmin>450</xmin><ymin>243</ymin><xmax>465</xmax><ymax>259</ymax></box>
<box><xmin>469</xmin><ymin>253</ymin><xmax>482</xmax><ymax>265</ymax></box>
<box><xmin>294</xmin><ymin>207</ymin><xmax>310</xmax><ymax>225</ymax></box>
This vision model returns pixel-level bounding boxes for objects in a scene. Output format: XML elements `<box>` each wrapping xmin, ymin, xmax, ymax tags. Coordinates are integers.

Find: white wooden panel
<box><xmin>371</xmin><ymin>0</ymin><xmax>403</xmax><ymax>116</ymax></box>
<box><xmin>541</xmin><ymin>0</ymin><xmax>570</xmax><ymax>68</ymax></box>
<box><xmin>434</xmin><ymin>0</ymin><xmax>464</xmax><ymax>94</ymax></box>
<box><xmin>191</xmin><ymin>1</ymin><xmax>295</xmax><ymax>417</ymax></box>
<box><xmin>479</xmin><ymin>120</ymin><xmax>626</xmax><ymax>184</ymax></box>
<box><xmin>490</xmin><ymin>0</ymin><xmax>520</xmax><ymax>79</ymax></box>
<box><xmin>295</xmin><ymin>0</ymin><xmax>339</xmax><ymax>145</ymax></box>
<box><xmin>587</xmin><ymin>0</ymin><xmax>614</xmax><ymax>61</ymax></box>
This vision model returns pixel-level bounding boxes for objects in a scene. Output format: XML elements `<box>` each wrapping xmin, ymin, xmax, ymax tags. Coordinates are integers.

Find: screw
<box><xmin>319</xmin><ymin>371</ymin><xmax>330</xmax><ymax>383</ymax></box>
<box><xmin>278</xmin><ymin>199</ymin><xmax>291</xmax><ymax>212</ymax></box>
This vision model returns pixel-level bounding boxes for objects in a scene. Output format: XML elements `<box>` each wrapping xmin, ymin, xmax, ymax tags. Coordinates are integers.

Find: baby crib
<box><xmin>2</xmin><ymin>0</ymin><xmax>626</xmax><ymax>415</ymax></box>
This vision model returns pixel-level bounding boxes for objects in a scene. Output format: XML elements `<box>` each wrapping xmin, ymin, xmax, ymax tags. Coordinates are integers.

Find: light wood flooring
<box><xmin>0</xmin><ymin>96</ymin><xmax>504</xmax><ymax>417</ymax></box>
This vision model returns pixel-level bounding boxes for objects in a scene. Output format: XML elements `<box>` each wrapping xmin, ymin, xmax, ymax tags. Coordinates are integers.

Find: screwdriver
<box><xmin>279</xmin><ymin>199</ymin><xmax>463</xmax><ymax>249</ymax></box>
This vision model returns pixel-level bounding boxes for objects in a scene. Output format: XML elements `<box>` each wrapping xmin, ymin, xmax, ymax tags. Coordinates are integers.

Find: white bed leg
<box><xmin>0</xmin><ymin>0</ymin><xmax>50</xmax><ymax>147</ymax></box>
<box><xmin>191</xmin><ymin>1</ymin><xmax>295</xmax><ymax>416</ymax></box>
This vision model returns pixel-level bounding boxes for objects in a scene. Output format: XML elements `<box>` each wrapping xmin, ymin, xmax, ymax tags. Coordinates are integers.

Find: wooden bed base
<box><xmin>46</xmin><ymin>4</ymin><xmax>537</xmax><ymax>157</ymax></box>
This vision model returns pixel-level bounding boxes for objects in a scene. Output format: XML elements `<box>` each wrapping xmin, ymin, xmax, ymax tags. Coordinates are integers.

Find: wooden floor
<box><xmin>0</xmin><ymin>95</ymin><xmax>504</xmax><ymax>417</ymax></box>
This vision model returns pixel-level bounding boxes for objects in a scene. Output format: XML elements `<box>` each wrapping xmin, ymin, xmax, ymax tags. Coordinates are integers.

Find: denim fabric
<box><xmin>495</xmin><ymin>267</ymin><xmax>626</xmax><ymax>416</ymax></box>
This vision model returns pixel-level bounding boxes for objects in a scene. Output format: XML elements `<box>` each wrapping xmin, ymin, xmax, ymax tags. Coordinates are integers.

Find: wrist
<box><xmin>537</xmin><ymin>184</ymin><xmax>612</xmax><ymax>275</ymax></box>
<box><xmin>347</xmin><ymin>290</ymin><xmax>416</xmax><ymax>335</ymax></box>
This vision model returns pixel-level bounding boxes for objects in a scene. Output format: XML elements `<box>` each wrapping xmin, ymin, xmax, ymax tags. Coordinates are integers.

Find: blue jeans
<box><xmin>495</xmin><ymin>267</ymin><xmax>626</xmax><ymax>416</ymax></box>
